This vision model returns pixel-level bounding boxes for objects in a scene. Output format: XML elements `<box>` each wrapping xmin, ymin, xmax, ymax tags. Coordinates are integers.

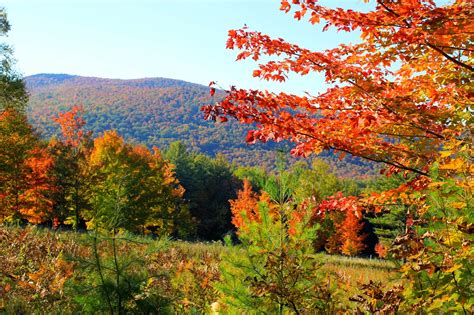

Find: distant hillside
<box><xmin>25</xmin><ymin>73</ymin><xmax>376</xmax><ymax>176</ymax></box>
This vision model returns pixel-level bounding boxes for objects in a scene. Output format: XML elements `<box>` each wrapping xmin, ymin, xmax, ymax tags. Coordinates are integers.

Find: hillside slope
<box><xmin>25</xmin><ymin>74</ymin><xmax>376</xmax><ymax>176</ymax></box>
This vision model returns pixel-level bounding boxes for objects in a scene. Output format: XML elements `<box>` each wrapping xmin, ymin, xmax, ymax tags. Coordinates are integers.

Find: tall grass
<box><xmin>1</xmin><ymin>225</ymin><xmax>401</xmax><ymax>313</ymax></box>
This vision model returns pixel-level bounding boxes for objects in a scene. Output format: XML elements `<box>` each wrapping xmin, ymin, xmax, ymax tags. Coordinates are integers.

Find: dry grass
<box><xmin>172</xmin><ymin>241</ymin><xmax>400</xmax><ymax>287</ymax></box>
<box><xmin>1</xmin><ymin>225</ymin><xmax>402</xmax><ymax>312</ymax></box>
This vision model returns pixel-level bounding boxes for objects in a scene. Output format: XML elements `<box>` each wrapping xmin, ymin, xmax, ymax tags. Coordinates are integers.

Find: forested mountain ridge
<box><xmin>25</xmin><ymin>73</ymin><xmax>375</xmax><ymax>176</ymax></box>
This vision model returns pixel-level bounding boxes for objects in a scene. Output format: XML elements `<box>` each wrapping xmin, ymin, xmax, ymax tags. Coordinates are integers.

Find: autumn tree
<box><xmin>0</xmin><ymin>8</ymin><xmax>38</xmax><ymax>223</ymax></box>
<box><xmin>49</xmin><ymin>106</ymin><xmax>91</xmax><ymax>229</ymax></box>
<box><xmin>86</xmin><ymin>131</ymin><xmax>188</xmax><ymax>235</ymax></box>
<box><xmin>0</xmin><ymin>111</ymin><xmax>35</xmax><ymax>221</ymax></box>
<box><xmin>54</xmin><ymin>106</ymin><xmax>86</xmax><ymax>148</ymax></box>
<box><xmin>315</xmin><ymin>192</ymin><xmax>367</xmax><ymax>256</ymax></box>
<box><xmin>0</xmin><ymin>112</ymin><xmax>55</xmax><ymax>224</ymax></box>
<box><xmin>339</xmin><ymin>209</ymin><xmax>366</xmax><ymax>256</ymax></box>
<box><xmin>229</xmin><ymin>179</ymin><xmax>260</xmax><ymax>230</ymax></box>
<box><xmin>203</xmin><ymin>0</ymin><xmax>472</xmax><ymax>311</ymax></box>
<box><xmin>17</xmin><ymin>148</ymin><xmax>56</xmax><ymax>224</ymax></box>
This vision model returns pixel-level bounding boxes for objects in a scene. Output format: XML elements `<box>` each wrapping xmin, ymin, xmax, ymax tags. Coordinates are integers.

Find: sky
<box><xmin>2</xmin><ymin>0</ymin><xmax>366</xmax><ymax>95</ymax></box>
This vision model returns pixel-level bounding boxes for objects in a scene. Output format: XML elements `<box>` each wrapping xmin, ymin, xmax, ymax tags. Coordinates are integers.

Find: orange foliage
<box><xmin>339</xmin><ymin>209</ymin><xmax>366</xmax><ymax>256</ymax></box>
<box><xmin>19</xmin><ymin>148</ymin><xmax>56</xmax><ymax>224</ymax></box>
<box><xmin>0</xmin><ymin>109</ymin><xmax>37</xmax><ymax>221</ymax></box>
<box><xmin>229</xmin><ymin>179</ymin><xmax>260</xmax><ymax>229</ymax></box>
<box><xmin>318</xmin><ymin>192</ymin><xmax>366</xmax><ymax>256</ymax></box>
<box><xmin>203</xmin><ymin>0</ymin><xmax>472</xmax><ymax>186</ymax></box>
<box><xmin>22</xmin><ymin>258</ymin><xmax>74</xmax><ymax>296</ymax></box>
<box><xmin>375</xmin><ymin>242</ymin><xmax>388</xmax><ymax>259</ymax></box>
<box><xmin>288</xmin><ymin>208</ymin><xmax>305</xmax><ymax>236</ymax></box>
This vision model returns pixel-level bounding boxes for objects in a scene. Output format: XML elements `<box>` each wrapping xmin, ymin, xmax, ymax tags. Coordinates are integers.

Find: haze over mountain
<box><xmin>25</xmin><ymin>73</ymin><xmax>375</xmax><ymax>176</ymax></box>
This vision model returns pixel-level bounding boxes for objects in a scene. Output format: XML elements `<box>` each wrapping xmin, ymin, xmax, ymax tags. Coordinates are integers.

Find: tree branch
<box><xmin>425</xmin><ymin>42</ymin><xmax>474</xmax><ymax>72</ymax></box>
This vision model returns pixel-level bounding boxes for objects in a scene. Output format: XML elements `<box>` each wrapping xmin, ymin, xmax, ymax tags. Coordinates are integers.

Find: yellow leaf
<box><xmin>428</xmin><ymin>182</ymin><xmax>445</xmax><ymax>188</ymax></box>
<box><xmin>450</xmin><ymin>202</ymin><xmax>466</xmax><ymax>209</ymax></box>
<box><xmin>439</xmin><ymin>158</ymin><xmax>464</xmax><ymax>170</ymax></box>
<box><xmin>444</xmin><ymin>264</ymin><xmax>462</xmax><ymax>273</ymax></box>
<box><xmin>440</xmin><ymin>150</ymin><xmax>452</xmax><ymax>158</ymax></box>
<box><xmin>147</xmin><ymin>277</ymin><xmax>155</xmax><ymax>286</ymax></box>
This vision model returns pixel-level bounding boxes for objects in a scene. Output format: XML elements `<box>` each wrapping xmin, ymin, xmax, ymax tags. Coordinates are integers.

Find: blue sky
<box><xmin>3</xmin><ymin>0</ymin><xmax>365</xmax><ymax>94</ymax></box>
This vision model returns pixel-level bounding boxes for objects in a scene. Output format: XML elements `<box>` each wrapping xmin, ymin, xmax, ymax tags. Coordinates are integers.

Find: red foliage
<box><xmin>53</xmin><ymin>105</ymin><xmax>86</xmax><ymax>147</ymax></box>
<box><xmin>203</xmin><ymin>0</ymin><xmax>471</xmax><ymax>180</ymax></box>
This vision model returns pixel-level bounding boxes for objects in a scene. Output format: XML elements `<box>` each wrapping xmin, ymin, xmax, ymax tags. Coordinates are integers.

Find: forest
<box><xmin>25</xmin><ymin>73</ymin><xmax>377</xmax><ymax>176</ymax></box>
<box><xmin>0</xmin><ymin>0</ymin><xmax>472</xmax><ymax>314</ymax></box>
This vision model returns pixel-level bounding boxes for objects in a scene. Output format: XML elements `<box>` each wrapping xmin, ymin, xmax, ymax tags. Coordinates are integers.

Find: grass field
<box><xmin>0</xmin><ymin>225</ymin><xmax>401</xmax><ymax>313</ymax></box>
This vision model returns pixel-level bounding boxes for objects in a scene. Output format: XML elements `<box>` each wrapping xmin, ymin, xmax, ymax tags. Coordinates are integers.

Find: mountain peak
<box><xmin>24</xmin><ymin>73</ymin><xmax>206</xmax><ymax>90</ymax></box>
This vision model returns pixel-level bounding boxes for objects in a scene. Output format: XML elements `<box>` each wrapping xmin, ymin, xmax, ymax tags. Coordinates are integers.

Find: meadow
<box><xmin>0</xmin><ymin>225</ymin><xmax>399</xmax><ymax>314</ymax></box>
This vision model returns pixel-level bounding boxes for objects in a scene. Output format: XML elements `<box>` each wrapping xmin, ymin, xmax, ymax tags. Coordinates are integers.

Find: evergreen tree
<box><xmin>164</xmin><ymin>142</ymin><xmax>239</xmax><ymax>240</ymax></box>
<box><xmin>0</xmin><ymin>8</ymin><xmax>27</xmax><ymax>112</ymax></box>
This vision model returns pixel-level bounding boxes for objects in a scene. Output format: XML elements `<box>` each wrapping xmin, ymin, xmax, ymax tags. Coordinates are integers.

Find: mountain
<box><xmin>25</xmin><ymin>73</ymin><xmax>376</xmax><ymax>176</ymax></box>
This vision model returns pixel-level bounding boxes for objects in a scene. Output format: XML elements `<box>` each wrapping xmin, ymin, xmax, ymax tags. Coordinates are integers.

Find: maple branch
<box><xmin>212</xmin><ymin>101</ymin><xmax>430</xmax><ymax>176</ymax></box>
<box><xmin>295</xmin><ymin>54</ymin><xmax>445</xmax><ymax>140</ymax></box>
<box><xmin>377</xmin><ymin>0</ymin><xmax>474</xmax><ymax>72</ymax></box>
<box><xmin>249</xmin><ymin>39</ymin><xmax>458</xmax><ymax>141</ymax></box>
<box><xmin>425</xmin><ymin>42</ymin><xmax>474</xmax><ymax>72</ymax></box>
<box><xmin>376</xmin><ymin>0</ymin><xmax>400</xmax><ymax>18</ymax></box>
<box><xmin>344</xmin><ymin>78</ymin><xmax>445</xmax><ymax>140</ymax></box>
<box><xmin>433</xmin><ymin>45</ymin><xmax>474</xmax><ymax>52</ymax></box>
<box><xmin>291</xmin><ymin>129</ymin><xmax>430</xmax><ymax>177</ymax></box>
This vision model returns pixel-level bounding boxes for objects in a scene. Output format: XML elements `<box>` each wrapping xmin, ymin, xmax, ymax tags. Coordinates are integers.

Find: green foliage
<box><xmin>363</xmin><ymin>175</ymin><xmax>408</xmax><ymax>246</ymax></box>
<box><xmin>289</xmin><ymin>159</ymin><xmax>362</xmax><ymax>203</ymax></box>
<box><xmin>393</xmin><ymin>166</ymin><xmax>473</xmax><ymax>313</ymax></box>
<box><xmin>234</xmin><ymin>165</ymin><xmax>268</xmax><ymax>189</ymax></box>
<box><xmin>218</xmin><ymin>199</ymin><xmax>338</xmax><ymax>313</ymax></box>
<box><xmin>68</xmin><ymin>231</ymin><xmax>172</xmax><ymax>314</ymax></box>
<box><xmin>237</xmin><ymin>159</ymin><xmax>364</xmax><ymax>204</ymax></box>
<box><xmin>85</xmin><ymin>132</ymin><xmax>189</xmax><ymax>235</ymax></box>
<box><xmin>0</xmin><ymin>8</ymin><xmax>27</xmax><ymax>113</ymax></box>
<box><xmin>164</xmin><ymin>141</ymin><xmax>239</xmax><ymax>240</ymax></box>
